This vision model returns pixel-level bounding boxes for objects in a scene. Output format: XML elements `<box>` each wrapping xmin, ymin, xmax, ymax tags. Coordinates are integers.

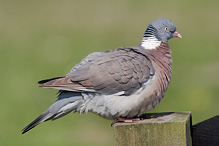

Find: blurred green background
<box><xmin>1</xmin><ymin>0</ymin><xmax>219</xmax><ymax>145</ymax></box>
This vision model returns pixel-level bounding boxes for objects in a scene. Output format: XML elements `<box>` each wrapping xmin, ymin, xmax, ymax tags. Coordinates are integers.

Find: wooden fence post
<box><xmin>113</xmin><ymin>112</ymin><xmax>192</xmax><ymax>146</ymax></box>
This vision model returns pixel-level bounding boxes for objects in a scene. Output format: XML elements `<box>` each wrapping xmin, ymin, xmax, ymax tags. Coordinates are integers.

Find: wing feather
<box><xmin>38</xmin><ymin>47</ymin><xmax>155</xmax><ymax>95</ymax></box>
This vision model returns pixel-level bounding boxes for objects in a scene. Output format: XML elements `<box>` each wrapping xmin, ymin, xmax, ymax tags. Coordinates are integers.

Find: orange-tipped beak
<box><xmin>173</xmin><ymin>32</ymin><xmax>182</xmax><ymax>39</ymax></box>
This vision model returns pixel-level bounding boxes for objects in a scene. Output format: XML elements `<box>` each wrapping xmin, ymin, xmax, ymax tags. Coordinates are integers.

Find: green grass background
<box><xmin>1</xmin><ymin>0</ymin><xmax>219</xmax><ymax>145</ymax></box>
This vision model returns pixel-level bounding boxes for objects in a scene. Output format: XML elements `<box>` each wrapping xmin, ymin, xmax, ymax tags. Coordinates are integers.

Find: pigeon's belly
<box><xmin>79</xmin><ymin>72</ymin><xmax>166</xmax><ymax>120</ymax></box>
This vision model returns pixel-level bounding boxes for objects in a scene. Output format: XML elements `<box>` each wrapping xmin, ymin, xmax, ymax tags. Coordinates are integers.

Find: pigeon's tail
<box><xmin>21</xmin><ymin>111</ymin><xmax>53</xmax><ymax>134</ymax></box>
<box><xmin>22</xmin><ymin>91</ymin><xmax>83</xmax><ymax>134</ymax></box>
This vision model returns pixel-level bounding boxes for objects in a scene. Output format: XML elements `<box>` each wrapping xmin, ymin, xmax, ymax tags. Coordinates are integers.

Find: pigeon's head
<box><xmin>144</xmin><ymin>18</ymin><xmax>182</xmax><ymax>42</ymax></box>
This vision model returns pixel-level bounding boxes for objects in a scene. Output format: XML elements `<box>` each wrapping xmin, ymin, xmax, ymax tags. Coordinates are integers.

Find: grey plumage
<box><xmin>22</xmin><ymin>18</ymin><xmax>181</xmax><ymax>134</ymax></box>
<box><xmin>22</xmin><ymin>92</ymin><xmax>83</xmax><ymax>134</ymax></box>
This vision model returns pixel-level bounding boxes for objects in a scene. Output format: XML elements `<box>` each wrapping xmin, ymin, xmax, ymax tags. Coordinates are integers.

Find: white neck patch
<box><xmin>140</xmin><ymin>36</ymin><xmax>161</xmax><ymax>50</ymax></box>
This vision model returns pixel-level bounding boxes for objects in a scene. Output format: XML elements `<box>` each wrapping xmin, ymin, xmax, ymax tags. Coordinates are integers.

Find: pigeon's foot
<box><xmin>111</xmin><ymin>117</ymin><xmax>140</xmax><ymax>126</ymax></box>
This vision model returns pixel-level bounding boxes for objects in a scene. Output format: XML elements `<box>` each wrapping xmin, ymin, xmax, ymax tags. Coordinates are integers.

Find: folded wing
<box><xmin>38</xmin><ymin>47</ymin><xmax>155</xmax><ymax>96</ymax></box>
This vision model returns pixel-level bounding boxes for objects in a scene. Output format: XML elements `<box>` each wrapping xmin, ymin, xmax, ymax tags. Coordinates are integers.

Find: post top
<box><xmin>113</xmin><ymin>112</ymin><xmax>191</xmax><ymax>127</ymax></box>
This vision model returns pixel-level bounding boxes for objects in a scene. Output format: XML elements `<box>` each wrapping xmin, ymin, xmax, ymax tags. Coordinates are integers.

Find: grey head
<box><xmin>143</xmin><ymin>18</ymin><xmax>181</xmax><ymax>42</ymax></box>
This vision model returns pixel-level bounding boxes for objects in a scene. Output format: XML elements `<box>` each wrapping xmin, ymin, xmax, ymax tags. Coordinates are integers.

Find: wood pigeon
<box><xmin>22</xmin><ymin>18</ymin><xmax>181</xmax><ymax>134</ymax></box>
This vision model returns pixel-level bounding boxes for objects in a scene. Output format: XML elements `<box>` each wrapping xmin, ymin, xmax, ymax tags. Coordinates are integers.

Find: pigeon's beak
<box><xmin>173</xmin><ymin>32</ymin><xmax>182</xmax><ymax>39</ymax></box>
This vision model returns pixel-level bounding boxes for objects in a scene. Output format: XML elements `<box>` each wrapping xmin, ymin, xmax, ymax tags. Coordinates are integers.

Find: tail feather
<box><xmin>22</xmin><ymin>91</ymin><xmax>83</xmax><ymax>134</ymax></box>
<box><xmin>22</xmin><ymin>112</ymin><xmax>54</xmax><ymax>134</ymax></box>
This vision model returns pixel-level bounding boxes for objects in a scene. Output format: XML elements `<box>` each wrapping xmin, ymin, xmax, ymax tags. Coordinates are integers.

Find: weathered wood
<box><xmin>113</xmin><ymin>112</ymin><xmax>192</xmax><ymax>146</ymax></box>
<box><xmin>192</xmin><ymin>115</ymin><xmax>219</xmax><ymax>146</ymax></box>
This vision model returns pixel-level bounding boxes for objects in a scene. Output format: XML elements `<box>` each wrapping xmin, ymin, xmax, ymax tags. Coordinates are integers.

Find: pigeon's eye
<box><xmin>164</xmin><ymin>27</ymin><xmax>169</xmax><ymax>31</ymax></box>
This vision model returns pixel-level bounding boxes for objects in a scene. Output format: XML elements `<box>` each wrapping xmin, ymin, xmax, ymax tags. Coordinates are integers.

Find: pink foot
<box><xmin>118</xmin><ymin>117</ymin><xmax>140</xmax><ymax>122</ymax></box>
<box><xmin>111</xmin><ymin>117</ymin><xmax>140</xmax><ymax>126</ymax></box>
